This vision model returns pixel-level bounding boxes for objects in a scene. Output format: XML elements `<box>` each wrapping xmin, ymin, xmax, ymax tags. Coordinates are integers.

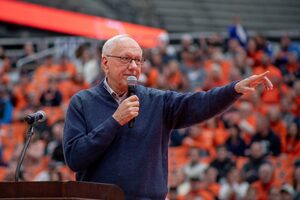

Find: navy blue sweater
<box><xmin>63</xmin><ymin>81</ymin><xmax>241</xmax><ymax>199</ymax></box>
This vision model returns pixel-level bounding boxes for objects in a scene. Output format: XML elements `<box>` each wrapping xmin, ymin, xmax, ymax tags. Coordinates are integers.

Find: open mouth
<box><xmin>124</xmin><ymin>74</ymin><xmax>136</xmax><ymax>78</ymax></box>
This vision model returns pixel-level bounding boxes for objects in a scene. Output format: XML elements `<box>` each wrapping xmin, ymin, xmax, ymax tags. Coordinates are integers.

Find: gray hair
<box><xmin>101</xmin><ymin>34</ymin><xmax>131</xmax><ymax>56</ymax></box>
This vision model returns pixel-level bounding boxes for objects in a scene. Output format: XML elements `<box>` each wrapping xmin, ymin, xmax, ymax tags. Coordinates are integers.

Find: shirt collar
<box><xmin>103</xmin><ymin>78</ymin><xmax>127</xmax><ymax>104</ymax></box>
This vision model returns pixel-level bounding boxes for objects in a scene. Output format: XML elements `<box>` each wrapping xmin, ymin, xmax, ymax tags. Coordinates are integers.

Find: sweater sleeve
<box><xmin>63</xmin><ymin>94</ymin><xmax>121</xmax><ymax>172</ymax></box>
<box><xmin>164</xmin><ymin>81</ymin><xmax>241</xmax><ymax>129</ymax></box>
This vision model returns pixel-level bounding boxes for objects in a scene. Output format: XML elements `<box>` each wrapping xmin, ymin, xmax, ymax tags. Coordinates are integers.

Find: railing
<box><xmin>1</xmin><ymin>29</ymin><xmax>299</xmax><ymax>71</ymax></box>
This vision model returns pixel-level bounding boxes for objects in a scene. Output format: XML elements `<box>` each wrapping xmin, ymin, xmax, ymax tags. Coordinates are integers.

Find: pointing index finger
<box><xmin>258</xmin><ymin>71</ymin><xmax>270</xmax><ymax>77</ymax></box>
<box><xmin>248</xmin><ymin>71</ymin><xmax>270</xmax><ymax>82</ymax></box>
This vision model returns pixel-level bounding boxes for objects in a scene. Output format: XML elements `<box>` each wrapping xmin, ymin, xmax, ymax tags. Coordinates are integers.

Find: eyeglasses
<box><xmin>106</xmin><ymin>55</ymin><xmax>145</xmax><ymax>66</ymax></box>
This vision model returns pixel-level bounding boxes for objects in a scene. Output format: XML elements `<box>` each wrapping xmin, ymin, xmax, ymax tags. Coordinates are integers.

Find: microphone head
<box><xmin>36</xmin><ymin>110</ymin><xmax>47</xmax><ymax>122</ymax></box>
<box><xmin>127</xmin><ymin>76</ymin><xmax>137</xmax><ymax>86</ymax></box>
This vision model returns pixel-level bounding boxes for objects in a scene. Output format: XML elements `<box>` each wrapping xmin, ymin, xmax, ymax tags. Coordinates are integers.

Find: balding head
<box><xmin>102</xmin><ymin>34</ymin><xmax>140</xmax><ymax>56</ymax></box>
<box><xmin>101</xmin><ymin>34</ymin><xmax>143</xmax><ymax>95</ymax></box>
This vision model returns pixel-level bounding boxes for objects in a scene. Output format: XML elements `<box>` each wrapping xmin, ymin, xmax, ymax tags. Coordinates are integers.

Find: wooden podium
<box><xmin>0</xmin><ymin>181</ymin><xmax>125</xmax><ymax>199</ymax></box>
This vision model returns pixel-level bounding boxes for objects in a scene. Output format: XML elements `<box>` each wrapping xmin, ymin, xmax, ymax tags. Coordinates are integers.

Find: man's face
<box><xmin>102</xmin><ymin>38</ymin><xmax>142</xmax><ymax>94</ymax></box>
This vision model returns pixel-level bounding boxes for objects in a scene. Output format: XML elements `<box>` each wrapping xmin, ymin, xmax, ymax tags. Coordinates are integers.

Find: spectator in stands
<box><xmin>34</xmin><ymin>161</ymin><xmax>62</xmax><ymax>181</ymax></box>
<box><xmin>22</xmin><ymin>42</ymin><xmax>35</xmax><ymax>57</ymax></box>
<box><xmin>242</xmin><ymin>142</ymin><xmax>268</xmax><ymax>183</ymax></box>
<box><xmin>202</xmin><ymin>62</ymin><xmax>226</xmax><ymax>90</ymax></box>
<box><xmin>13</xmin><ymin>73</ymin><xmax>32</xmax><ymax>111</ymax></box>
<box><xmin>281</xmin><ymin>50</ymin><xmax>300</xmax><ymax>87</ymax></box>
<box><xmin>13</xmin><ymin>87</ymin><xmax>40</xmax><ymax>123</ymax></box>
<box><xmin>39</xmin><ymin>77</ymin><xmax>62</xmax><ymax>107</ymax></box>
<box><xmin>183</xmin><ymin>147</ymin><xmax>208</xmax><ymax>180</ymax></box>
<box><xmin>243</xmin><ymin>186</ymin><xmax>257</xmax><ymax>200</ymax></box>
<box><xmin>280</xmin><ymin>183</ymin><xmax>295</xmax><ymax>200</ymax></box>
<box><xmin>179</xmin><ymin>48</ymin><xmax>197</xmax><ymax>79</ymax></box>
<box><xmin>275</xmin><ymin>35</ymin><xmax>300</xmax><ymax>67</ymax></box>
<box><xmin>169</xmin><ymin>168</ymin><xmax>191</xmax><ymax>197</ymax></box>
<box><xmin>237</xmin><ymin>101</ymin><xmax>256</xmax><ymax>137</ymax></box>
<box><xmin>33</xmin><ymin>55</ymin><xmax>58</xmax><ymax>90</ymax></box>
<box><xmin>203</xmin><ymin>166</ymin><xmax>220</xmax><ymax>199</ymax></box>
<box><xmin>167</xmin><ymin>186</ymin><xmax>183</xmax><ymax>200</ymax></box>
<box><xmin>177</xmin><ymin>34</ymin><xmax>197</xmax><ymax>62</ymax></box>
<box><xmin>253</xmin><ymin>52</ymin><xmax>283</xmax><ymax>106</ymax></box>
<box><xmin>225</xmin><ymin>123</ymin><xmax>247</xmax><ymax>157</ymax></box>
<box><xmin>182</xmin><ymin>124</ymin><xmax>215</xmax><ymax>157</ymax></box>
<box><xmin>0</xmin><ymin>86</ymin><xmax>13</xmax><ymax>124</ymax></box>
<box><xmin>155</xmin><ymin>33</ymin><xmax>176</xmax><ymax>65</ymax></box>
<box><xmin>293</xmin><ymin>165</ymin><xmax>300</xmax><ymax>199</ymax></box>
<box><xmin>18</xmin><ymin>42</ymin><xmax>39</xmax><ymax>73</ymax></box>
<box><xmin>219</xmin><ymin>167</ymin><xmax>249</xmax><ymax>200</ymax></box>
<box><xmin>280</xmin><ymin>95</ymin><xmax>297</xmax><ymax>126</ymax></box>
<box><xmin>283</xmin><ymin>120</ymin><xmax>300</xmax><ymax>157</ymax></box>
<box><xmin>292</xmin><ymin>80</ymin><xmax>300</xmax><ymax>115</ymax></box>
<box><xmin>184</xmin><ymin>55</ymin><xmax>207</xmax><ymax>91</ymax></box>
<box><xmin>75</xmin><ymin>44</ymin><xmax>100</xmax><ymax>85</ymax></box>
<box><xmin>47</xmin><ymin>120</ymin><xmax>65</xmax><ymax>164</ymax></box>
<box><xmin>161</xmin><ymin>59</ymin><xmax>188</xmax><ymax>91</ymax></box>
<box><xmin>58</xmin><ymin>72</ymin><xmax>90</xmax><ymax>105</ymax></box>
<box><xmin>56</xmin><ymin>55</ymin><xmax>77</xmax><ymax>81</ymax></box>
<box><xmin>251</xmin><ymin>162</ymin><xmax>279</xmax><ymax>200</ymax></box>
<box><xmin>267</xmin><ymin>106</ymin><xmax>287</xmax><ymax>148</ymax></box>
<box><xmin>268</xmin><ymin>187</ymin><xmax>281</xmax><ymax>200</ymax></box>
<box><xmin>184</xmin><ymin>177</ymin><xmax>215</xmax><ymax>200</ymax></box>
<box><xmin>0</xmin><ymin>47</ymin><xmax>11</xmax><ymax>87</ymax></box>
<box><xmin>246</xmin><ymin>37</ymin><xmax>263</xmax><ymax>68</ymax></box>
<box><xmin>63</xmin><ymin>34</ymin><xmax>273</xmax><ymax>199</ymax></box>
<box><xmin>210</xmin><ymin>145</ymin><xmax>235</xmax><ymax>182</ymax></box>
<box><xmin>0</xmin><ymin>139</ymin><xmax>7</xmax><ymax>166</ymax></box>
<box><xmin>228</xmin><ymin>17</ymin><xmax>248</xmax><ymax>47</ymax></box>
<box><xmin>254</xmin><ymin>34</ymin><xmax>273</xmax><ymax>57</ymax></box>
<box><xmin>232</xmin><ymin>48</ymin><xmax>252</xmax><ymax>78</ymax></box>
<box><xmin>251</xmin><ymin>115</ymin><xmax>281</xmax><ymax>156</ymax></box>
<box><xmin>150</xmin><ymin>49</ymin><xmax>165</xmax><ymax>75</ymax></box>
<box><xmin>169</xmin><ymin>129</ymin><xmax>188</xmax><ymax>147</ymax></box>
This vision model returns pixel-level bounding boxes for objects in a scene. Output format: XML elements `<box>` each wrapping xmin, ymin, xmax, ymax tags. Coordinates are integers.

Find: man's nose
<box><xmin>128</xmin><ymin>60</ymin><xmax>138</xmax><ymax>69</ymax></box>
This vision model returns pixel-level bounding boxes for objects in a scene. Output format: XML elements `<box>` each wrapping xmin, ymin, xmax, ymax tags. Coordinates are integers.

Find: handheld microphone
<box><xmin>24</xmin><ymin>110</ymin><xmax>46</xmax><ymax>125</ymax></box>
<box><xmin>127</xmin><ymin>76</ymin><xmax>137</xmax><ymax>128</ymax></box>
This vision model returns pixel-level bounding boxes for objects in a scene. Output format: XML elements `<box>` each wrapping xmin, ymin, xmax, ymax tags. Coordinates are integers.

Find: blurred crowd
<box><xmin>0</xmin><ymin>24</ymin><xmax>300</xmax><ymax>200</ymax></box>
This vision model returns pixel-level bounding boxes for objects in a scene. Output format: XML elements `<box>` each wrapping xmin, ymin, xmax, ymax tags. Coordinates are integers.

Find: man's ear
<box><xmin>101</xmin><ymin>56</ymin><xmax>109</xmax><ymax>73</ymax></box>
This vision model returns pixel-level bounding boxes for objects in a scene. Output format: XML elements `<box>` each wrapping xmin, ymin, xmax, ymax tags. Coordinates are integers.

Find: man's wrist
<box><xmin>234</xmin><ymin>81</ymin><xmax>243</xmax><ymax>94</ymax></box>
<box><xmin>112</xmin><ymin>114</ymin><xmax>123</xmax><ymax>126</ymax></box>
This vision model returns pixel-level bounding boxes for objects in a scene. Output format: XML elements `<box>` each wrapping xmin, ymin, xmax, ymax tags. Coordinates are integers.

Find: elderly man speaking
<box><xmin>63</xmin><ymin>34</ymin><xmax>273</xmax><ymax>200</ymax></box>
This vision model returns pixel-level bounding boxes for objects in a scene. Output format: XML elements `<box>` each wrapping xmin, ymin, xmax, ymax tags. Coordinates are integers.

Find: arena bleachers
<box><xmin>0</xmin><ymin>1</ymin><xmax>300</xmax><ymax>199</ymax></box>
<box><xmin>152</xmin><ymin>0</ymin><xmax>300</xmax><ymax>32</ymax></box>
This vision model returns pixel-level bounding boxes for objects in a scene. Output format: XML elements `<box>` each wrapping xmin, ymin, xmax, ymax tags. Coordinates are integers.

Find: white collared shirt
<box><xmin>103</xmin><ymin>78</ymin><xmax>127</xmax><ymax>104</ymax></box>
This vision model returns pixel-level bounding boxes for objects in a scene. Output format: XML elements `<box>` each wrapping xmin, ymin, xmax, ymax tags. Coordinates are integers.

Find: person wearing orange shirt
<box><xmin>268</xmin><ymin>106</ymin><xmax>287</xmax><ymax>150</ymax></box>
<box><xmin>55</xmin><ymin>55</ymin><xmax>77</xmax><ymax>81</ymax></box>
<box><xmin>162</xmin><ymin>59</ymin><xmax>188</xmax><ymax>91</ymax></box>
<box><xmin>291</xmin><ymin>80</ymin><xmax>300</xmax><ymax>116</ymax></box>
<box><xmin>251</xmin><ymin>162</ymin><xmax>280</xmax><ymax>200</ymax></box>
<box><xmin>246</xmin><ymin>38</ymin><xmax>264</xmax><ymax>68</ymax></box>
<box><xmin>182</xmin><ymin>124</ymin><xmax>216</xmax><ymax>158</ymax></box>
<box><xmin>254</xmin><ymin>52</ymin><xmax>283</xmax><ymax>105</ymax></box>
<box><xmin>33</xmin><ymin>55</ymin><xmax>59</xmax><ymax>92</ymax></box>
<box><xmin>184</xmin><ymin>177</ymin><xmax>215</xmax><ymax>200</ymax></box>
<box><xmin>283</xmin><ymin>120</ymin><xmax>300</xmax><ymax>156</ymax></box>
<box><xmin>203</xmin><ymin>166</ymin><xmax>220</xmax><ymax>199</ymax></box>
